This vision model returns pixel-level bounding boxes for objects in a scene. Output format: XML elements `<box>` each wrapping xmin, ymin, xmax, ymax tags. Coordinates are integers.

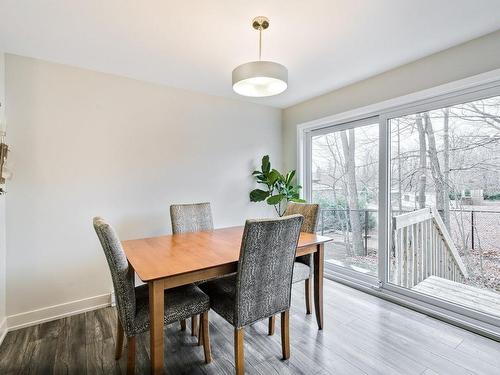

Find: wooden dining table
<box><xmin>122</xmin><ymin>226</ymin><xmax>332</xmax><ymax>374</ymax></box>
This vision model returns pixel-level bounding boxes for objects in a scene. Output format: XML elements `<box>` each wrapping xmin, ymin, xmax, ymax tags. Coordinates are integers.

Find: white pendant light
<box><xmin>232</xmin><ymin>17</ymin><xmax>288</xmax><ymax>97</ymax></box>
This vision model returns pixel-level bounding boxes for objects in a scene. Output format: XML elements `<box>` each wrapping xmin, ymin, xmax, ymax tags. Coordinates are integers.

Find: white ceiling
<box><xmin>1</xmin><ymin>1</ymin><xmax>500</xmax><ymax>108</ymax></box>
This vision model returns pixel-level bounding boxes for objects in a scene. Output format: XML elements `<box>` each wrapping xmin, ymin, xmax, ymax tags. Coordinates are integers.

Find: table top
<box><xmin>122</xmin><ymin>226</ymin><xmax>331</xmax><ymax>282</ymax></box>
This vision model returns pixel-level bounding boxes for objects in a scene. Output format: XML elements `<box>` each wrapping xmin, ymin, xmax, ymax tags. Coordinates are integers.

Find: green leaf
<box><xmin>250</xmin><ymin>189</ymin><xmax>270</xmax><ymax>202</ymax></box>
<box><xmin>290</xmin><ymin>198</ymin><xmax>306</xmax><ymax>203</ymax></box>
<box><xmin>268</xmin><ymin>170</ymin><xmax>280</xmax><ymax>185</ymax></box>
<box><xmin>285</xmin><ymin>170</ymin><xmax>296</xmax><ymax>185</ymax></box>
<box><xmin>272</xmin><ymin>169</ymin><xmax>285</xmax><ymax>182</ymax></box>
<box><xmin>261</xmin><ymin>155</ymin><xmax>270</xmax><ymax>174</ymax></box>
<box><xmin>267</xmin><ymin>194</ymin><xmax>285</xmax><ymax>205</ymax></box>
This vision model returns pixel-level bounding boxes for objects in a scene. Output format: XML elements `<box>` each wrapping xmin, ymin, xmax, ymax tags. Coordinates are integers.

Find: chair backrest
<box><xmin>234</xmin><ymin>214</ymin><xmax>304</xmax><ymax>328</ymax></box>
<box><xmin>170</xmin><ymin>202</ymin><xmax>213</xmax><ymax>234</ymax></box>
<box><xmin>284</xmin><ymin>202</ymin><xmax>320</xmax><ymax>233</ymax></box>
<box><xmin>93</xmin><ymin>217</ymin><xmax>136</xmax><ymax>335</ymax></box>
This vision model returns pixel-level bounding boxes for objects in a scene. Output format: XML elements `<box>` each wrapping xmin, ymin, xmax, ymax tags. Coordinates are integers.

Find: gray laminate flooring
<box><xmin>1</xmin><ymin>279</ymin><xmax>499</xmax><ymax>374</ymax></box>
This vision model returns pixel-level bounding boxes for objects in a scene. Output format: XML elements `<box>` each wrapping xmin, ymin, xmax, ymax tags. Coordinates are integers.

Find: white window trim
<box><xmin>298</xmin><ymin>67</ymin><xmax>500</xmax><ymax>339</ymax></box>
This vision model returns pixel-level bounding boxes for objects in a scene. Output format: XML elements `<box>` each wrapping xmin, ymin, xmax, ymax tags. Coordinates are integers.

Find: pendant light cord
<box><xmin>259</xmin><ymin>28</ymin><xmax>262</xmax><ymax>60</ymax></box>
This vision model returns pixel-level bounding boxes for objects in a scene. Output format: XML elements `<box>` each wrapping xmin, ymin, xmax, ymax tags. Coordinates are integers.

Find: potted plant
<box><xmin>250</xmin><ymin>155</ymin><xmax>305</xmax><ymax>216</ymax></box>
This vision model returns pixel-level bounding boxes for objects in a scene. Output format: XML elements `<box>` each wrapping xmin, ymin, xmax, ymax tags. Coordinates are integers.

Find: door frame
<box><xmin>305</xmin><ymin>117</ymin><xmax>380</xmax><ymax>285</ymax></box>
<box><xmin>297</xmin><ymin>68</ymin><xmax>500</xmax><ymax>339</ymax></box>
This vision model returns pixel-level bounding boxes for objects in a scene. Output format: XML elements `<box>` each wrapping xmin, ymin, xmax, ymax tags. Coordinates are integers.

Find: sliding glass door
<box><xmin>388</xmin><ymin>95</ymin><xmax>500</xmax><ymax>319</ymax></box>
<box><xmin>303</xmin><ymin>82</ymin><xmax>500</xmax><ymax>335</ymax></box>
<box><xmin>308</xmin><ymin>118</ymin><xmax>379</xmax><ymax>281</ymax></box>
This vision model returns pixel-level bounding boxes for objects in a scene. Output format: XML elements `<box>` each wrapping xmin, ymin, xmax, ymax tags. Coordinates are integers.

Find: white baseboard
<box><xmin>7</xmin><ymin>293</ymin><xmax>112</xmax><ymax>331</ymax></box>
<box><xmin>0</xmin><ymin>318</ymin><xmax>7</xmax><ymax>346</ymax></box>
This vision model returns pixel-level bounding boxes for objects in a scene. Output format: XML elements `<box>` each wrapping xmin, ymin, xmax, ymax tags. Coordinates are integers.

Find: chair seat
<box><xmin>292</xmin><ymin>261</ymin><xmax>311</xmax><ymax>283</ymax></box>
<box><xmin>199</xmin><ymin>275</ymin><xmax>237</xmax><ymax>325</ymax></box>
<box><xmin>200</xmin><ymin>264</ymin><xmax>310</xmax><ymax>327</ymax></box>
<box><xmin>132</xmin><ymin>283</ymin><xmax>210</xmax><ymax>335</ymax></box>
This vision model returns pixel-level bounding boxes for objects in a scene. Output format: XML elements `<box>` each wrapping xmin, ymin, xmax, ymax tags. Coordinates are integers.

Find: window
<box><xmin>301</xmin><ymin>72</ymin><xmax>500</xmax><ymax>337</ymax></box>
<box><xmin>310</xmin><ymin>120</ymin><xmax>379</xmax><ymax>278</ymax></box>
<box><xmin>389</xmin><ymin>95</ymin><xmax>500</xmax><ymax>319</ymax></box>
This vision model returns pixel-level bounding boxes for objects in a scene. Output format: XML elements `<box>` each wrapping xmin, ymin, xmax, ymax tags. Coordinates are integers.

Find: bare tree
<box><xmin>443</xmin><ymin>108</ymin><xmax>451</xmax><ymax>228</ymax></box>
<box><xmin>424</xmin><ymin>112</ymin><xmax>448</xmax><ymax>226</ymax></box>
<box><xmin>396</xmin><ymin>119</ymin><xmax>403</xmax><ymax>211</ymax></box>
<box><xmin>416</xmin><ymin>114</ymin><xmax>427</xmax><ymax>209</ymax></box>
<box><xmin>340</xmin><ymin>129</ymin><xmax>364</xmax><ymax>256</ymax></box>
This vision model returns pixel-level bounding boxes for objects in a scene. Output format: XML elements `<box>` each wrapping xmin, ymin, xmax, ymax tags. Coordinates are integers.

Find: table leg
<box><xmin>313</xmin><ymin>243</ymin><xmax>324</xmax><ymax>330</ymax></box>
<box><xmin>149</xmin><ymin>280</ymin><xmax>164</xmax><ymax>374</ymax></box>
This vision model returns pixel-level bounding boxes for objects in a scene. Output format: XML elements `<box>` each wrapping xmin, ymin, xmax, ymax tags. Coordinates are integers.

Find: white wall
<box><xmin>5</xmin><ymin>54</ymin><xmax>282</xmax><ymax>327</ymax></box>
<box><xmin>0</xmin><ymin>52</ymin><xmax>6</xmax><ymax>341</ymax></box>
<box><xmin>282</xmin><ymin>29</ymin><xmax>500</xmax><ymax>170</ymax></box>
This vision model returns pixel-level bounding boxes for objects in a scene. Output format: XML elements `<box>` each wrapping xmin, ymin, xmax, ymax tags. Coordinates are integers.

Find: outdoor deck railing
<box><xmin>392</xmin><ymin>207</ymin><xmax>468</xmax><ymax>288</ymax></box>
<box><xmin>319</xmin><ymin>207</ymin><xmax>500</xmax><ymax>254</ymax></box>
<box><xmin>319</xmin><ymin>208</ymin><xmax>378</xmax><ymax>256</ymax></box>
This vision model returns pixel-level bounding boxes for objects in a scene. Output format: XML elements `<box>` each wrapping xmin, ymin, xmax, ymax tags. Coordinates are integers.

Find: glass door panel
<box><xmin>389</xmin><ymin>95</ymin><xmax>500</xmax><ymax>319</ymax></box>
<box><xmin>311</xmin><ymin>121</ymin><xmax>379</xmax><ymax>277</ymax></box>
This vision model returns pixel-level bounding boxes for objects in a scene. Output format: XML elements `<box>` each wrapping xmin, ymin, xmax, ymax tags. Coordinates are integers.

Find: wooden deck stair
<box><xmin>413</xmin><ymin>275</ymin><xmax>500</xmax><ymax>317</ymax></box>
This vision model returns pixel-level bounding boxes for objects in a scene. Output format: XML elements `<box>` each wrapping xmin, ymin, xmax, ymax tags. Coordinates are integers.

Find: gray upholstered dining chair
<box><xmin>268</xmin><ymin>202</ymin><xmax>320</xmax><ymax>335</ymax></box>
<box><xmin>199</xmin><ymin>214</ymin><xmax>304</xmax><ymax>375</ymax></box>
<box><xmin>93</xmin><ymin>217</ymin><xmax>212</xmax><ymax>374</ymax></box>
<box><xmin>170</xmin><ymin>202</ymin><xmax>213</xmax><ymax>337</ymax></box>
<box><xmin>171</xmin><ymin>202</ymin><xmax>213</xmax><ymax>234</ymax></box>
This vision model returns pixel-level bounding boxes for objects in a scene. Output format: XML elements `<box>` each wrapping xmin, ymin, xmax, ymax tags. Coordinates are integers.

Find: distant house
<box><xmin>392</xmin><ymin>191</ymin><xmax>437</xmax><ymax>210</ymax></box>
<box><xmin>461</xmin><ymin>189</ymin><xmax>484</xmax><ymax>205</ymax></box>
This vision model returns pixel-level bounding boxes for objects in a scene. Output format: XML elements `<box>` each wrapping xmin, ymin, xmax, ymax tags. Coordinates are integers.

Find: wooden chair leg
<box><xmin>127</xmin><ymin>336</ymin><xmax>136</xmax><ymax>375</ymax></box>
<box><xmin>201</xmin><ymin>311</ymin><xmax>212</xmax><ymax>363</ymax></box>
<box><xmin>281</xmin><ymin>310</ymin><xmax>290</xmax><ymax>360</ymax></box>
<box><xmin>115</xmin><ymin>317</ymin><xmax>125</xmax><ymax>360</ymax></box>
<box><xmin>180</xmin><ymin>319</ymin><xmax>187</xmax><ymax>331</ymax></box>
<box><xmin>191</xmin><ymin>315</ymin><xmax>198</xmax><ymax>337</ymax></box>
<box><xmin>305</xmin><ymin>278</ymin><xmax>312</xmax><ymax>315</ymax></box>
<box><xmin>234</xmin><ymin>328</ymin><xmax>244</xmax><ymax>375</ymax></box>
<box><xmin>268</xmin><ymin>315</ymin><xmax>275</xmax><ymax>335</ymax></box>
